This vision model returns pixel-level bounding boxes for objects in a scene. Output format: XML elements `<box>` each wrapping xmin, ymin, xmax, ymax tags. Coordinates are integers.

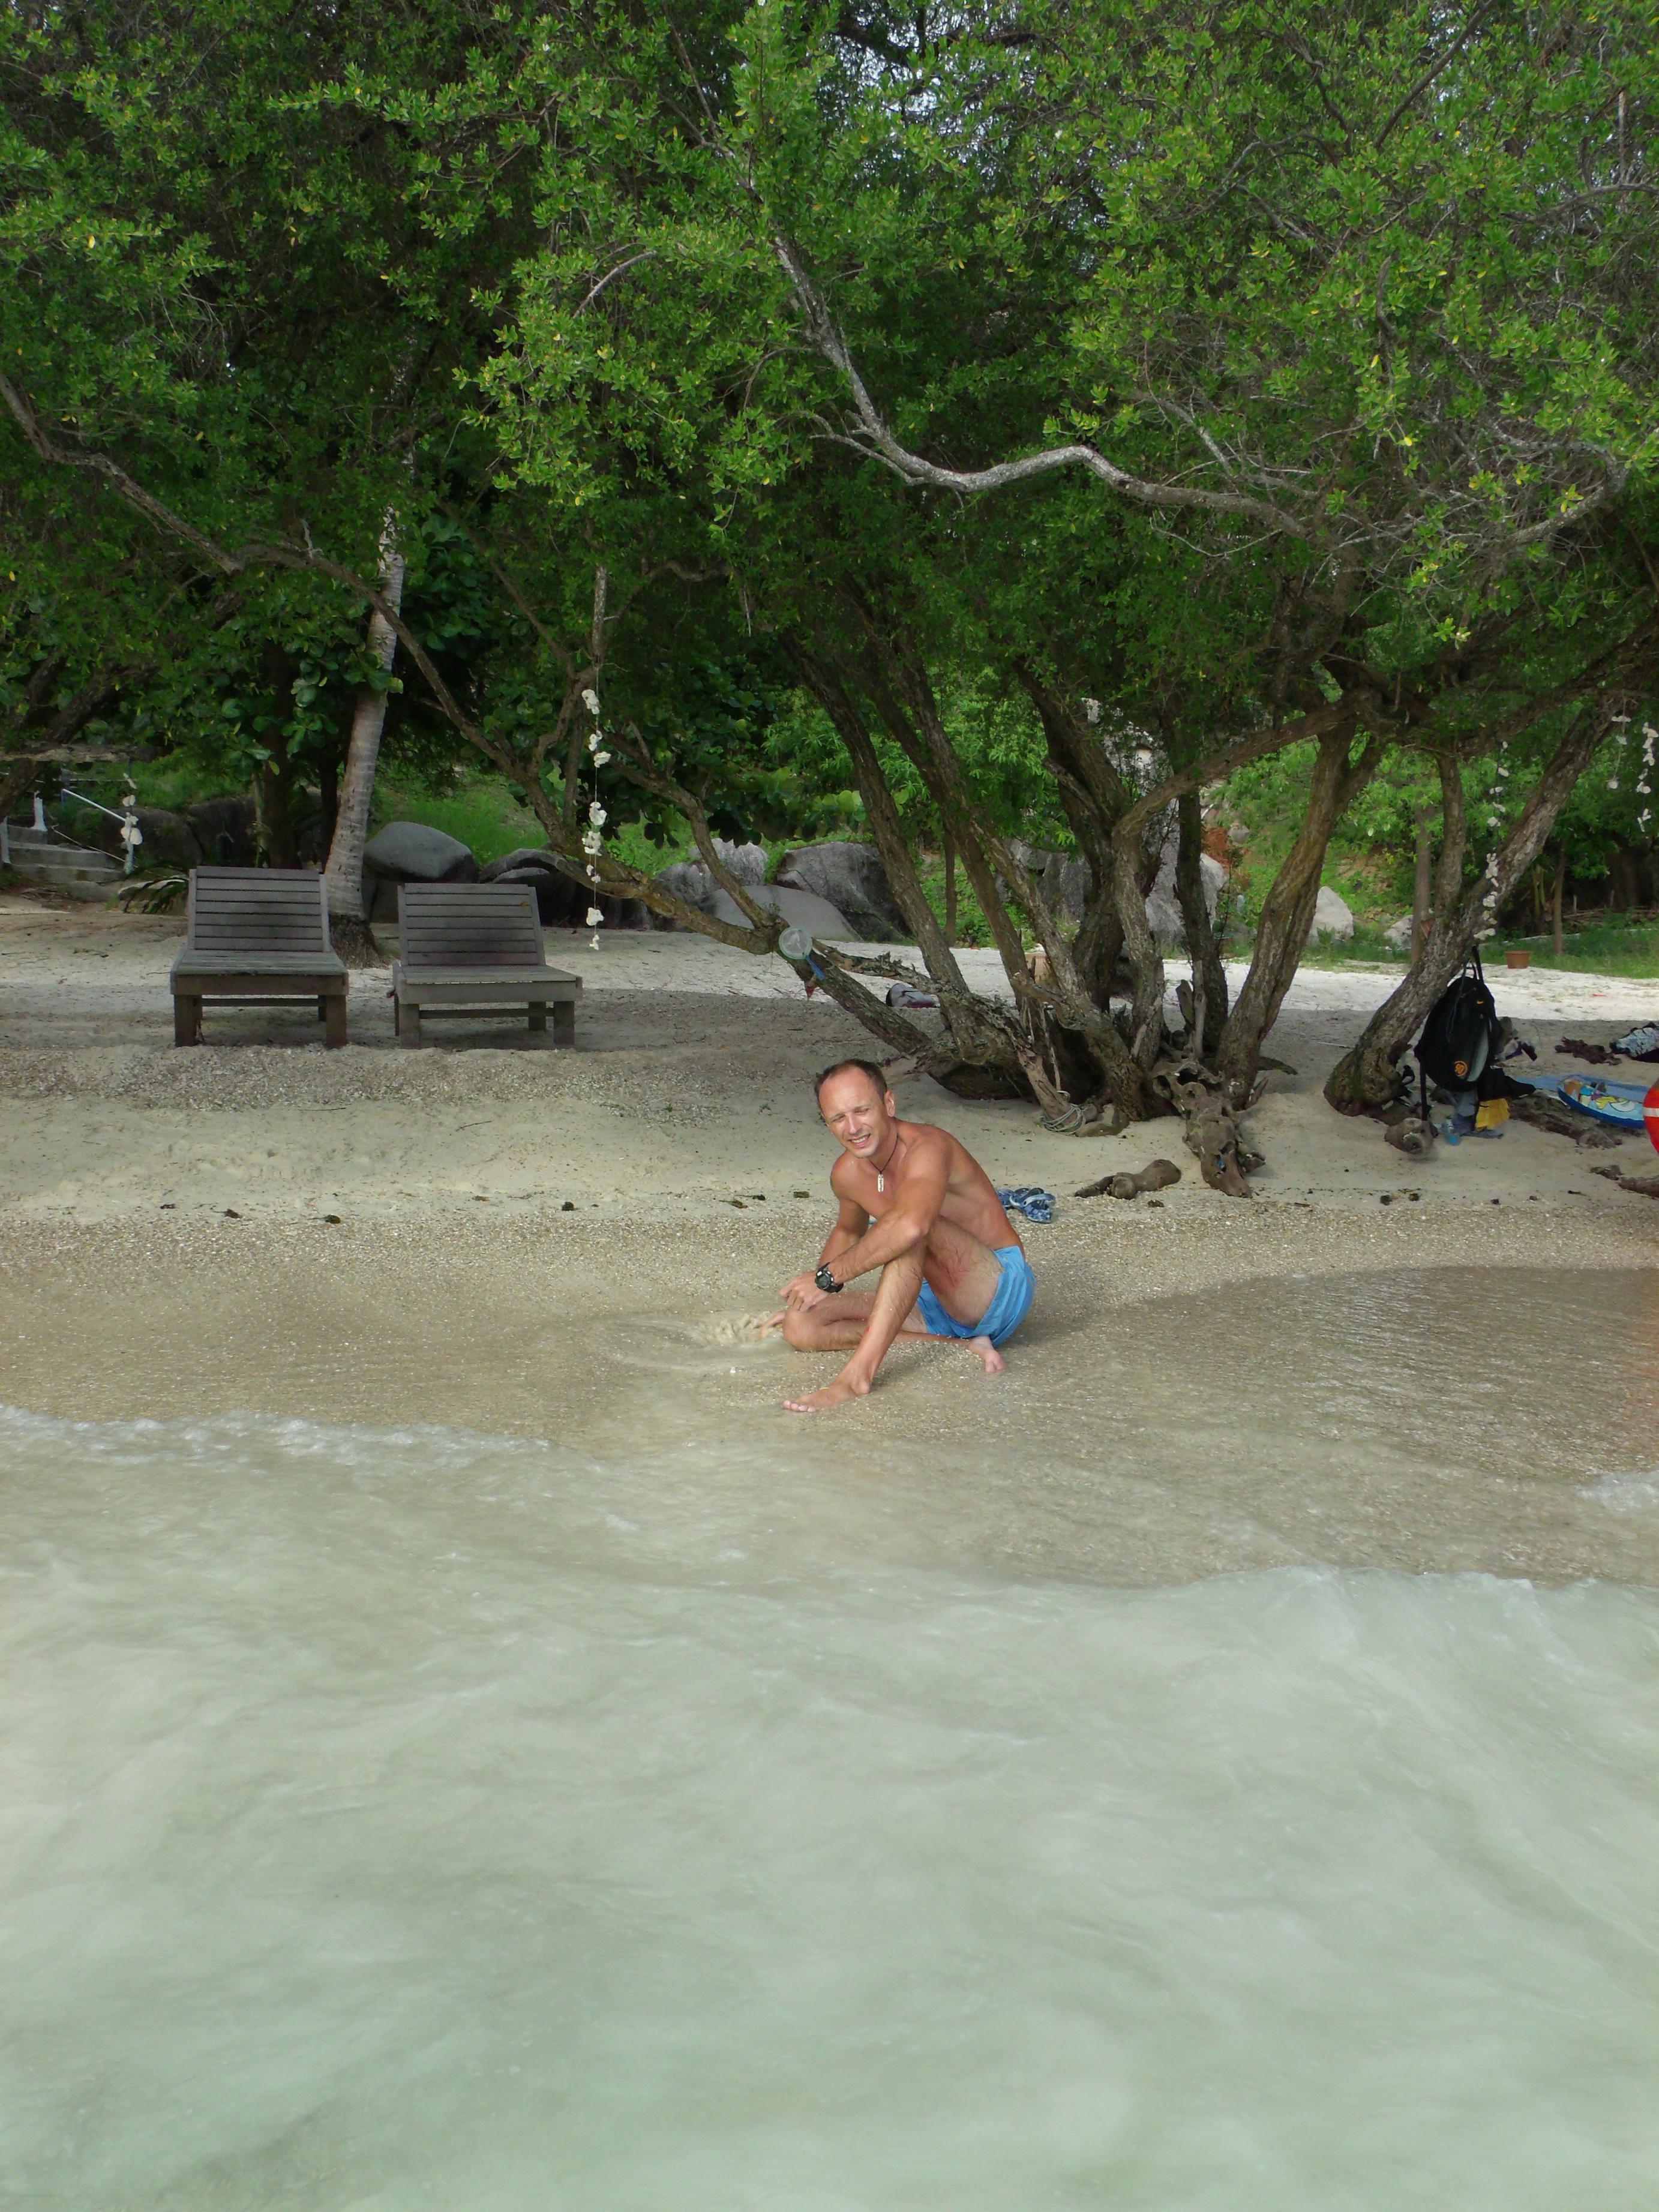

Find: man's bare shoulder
<box><xmin>895</xmin><ymin>1118</ymin><xmax>953</xmax><ymax>1154</ymax></box>
<box><xmin>828</xmin><ymin>1152</ymin><xmax>869</xmax><ymax>1201</ymax></box>
<box><xmin>899</xmin><ymin>1120</ymin><xmax>981</xmax><ymax>1173</ymax></box>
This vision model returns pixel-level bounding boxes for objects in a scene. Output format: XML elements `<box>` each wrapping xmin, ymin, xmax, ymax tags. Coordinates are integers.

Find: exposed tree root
<box><xmin>1509</xmin><ymin>1091</ymin><xmax>1624</xmax><ymax>1148</ymax></box>
<box><xmin>329</xmin><ymin>914</ymin><xmax>383</xmax><ymax>969</ymax></box>
<box><xmin>1075</xmin><ymin>1158</ymin><xmax>1182</xmax><ymax>1200</ymax></box>
<box><xmin>1384</xmin><ymin>1115</ymin><xmax>1436</xmax><ymax>1159</ymax></box>
<box><xmin>1153</xmin><ymin>1058</ymin><xmax>1262</xmax><ymax>1196</ymax></box>
<box><xmin>1594</xmin><ymin>1164</ymin><xmax>1659</xmax><ymax>1198</ymax></box>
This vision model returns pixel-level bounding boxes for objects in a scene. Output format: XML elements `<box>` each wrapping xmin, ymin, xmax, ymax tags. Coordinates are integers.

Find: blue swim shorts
<box><xmin>915</xmin><ymin>1244</ymin><xmax>1034</xmax><ymax>1349</ymax></box>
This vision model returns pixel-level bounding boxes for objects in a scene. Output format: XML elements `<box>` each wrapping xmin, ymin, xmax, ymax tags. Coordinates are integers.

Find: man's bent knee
<box><xmin>781</xmin><ymin>1308</ymin><xmax>818</xmax><ymax>1350</ymax></box>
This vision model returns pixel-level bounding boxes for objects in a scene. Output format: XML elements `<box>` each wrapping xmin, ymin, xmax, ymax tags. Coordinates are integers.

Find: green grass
<box><xmin>1295</xmin><ymin>923</ymin><xmax>1409</xmax><ymax>968</ymax></box>
<box><xmin>1491</xmin><ymin>919</ymin><xmax>1659</xmax><ymax>977</ymax></box>
<box><xmin>372</xmin><ymin>776</ymin><xmax>547</xmax><ymax>866</ymax></box>
<box><xmin>1294</xmin><ymin>917</ymin><xmax>1659</xmax><ymax>976</ymax></box>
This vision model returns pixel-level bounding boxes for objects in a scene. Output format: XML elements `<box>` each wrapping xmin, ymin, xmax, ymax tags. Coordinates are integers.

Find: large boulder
<box><xmin>1003</xmin><ymin>841</ymin><xmax>1092</xmax><ymax>925</ymax></box>
<box><xmin>184</xmin><ymin>795</ymin><xmax>257</xmax><ymax>866</ymax></box>
<box><xmin>649</xmin><ymin>859</ymin><xmax>718</xmax><ymax>926</ymax></box>
<box><xmin>496</xmin><ymin>865</ymin><xmax>649</xmax><ymax>929</ymax></box>
<box><xmin>713</xmin><ymin>838</ymin><xmax>768</xmax><ymax>887</ymax></box>
<box><xmin>1143</xmin><ymin>838</ymin><xmax>1225</xmax><ymax>947</ymax></box>
<box><xmin>776</xmin><ymin>840</ymin><xmax>907</xmax><ymax>939</ymax></box>
<box><xmin>473</xmin><ymin>848</ymin><xmax>650</xmax><ymax>927</ymax></box>
<box><xmin>92</xmin><ymin>805</ymin><xmax>203</xmax><ymax>872</ymax></box>
<box><xmin>709</xmin><ymin>883</ymin><xmax>855</xmax><ymax>937</ymax></box>
<box><xmin>480</xmin><ymin>845</ymin><xmax>559</xmax><ymax>883</ymax></box>
<box><xmin>363</xmin><ymin>820</ymin><xmax>478</xmax><ymax>883</ymax></box>
<box><xmin>1000</xmin><ymin>836</ymin><xmax>1225</xmax><ymax>945</ymax></box>
<box><xmin>1309</xmin><ymin>884</ymin><xmax>1355</xmax><ymax>942</ymax></box>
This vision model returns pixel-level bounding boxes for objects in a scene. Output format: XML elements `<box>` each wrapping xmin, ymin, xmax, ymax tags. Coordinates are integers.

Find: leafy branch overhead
<box><xmin>2</xmin><ymin>0</ymin><xmax>1656</xmax><ymax>1145</ymax></box>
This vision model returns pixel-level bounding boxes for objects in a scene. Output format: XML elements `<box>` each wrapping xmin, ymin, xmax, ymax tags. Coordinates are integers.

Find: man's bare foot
<box><xmin>965</xmin><ymin>1334</ymin><xmax>1006</xmax><ymax>1376</ymax></box>
<box><xmin>783</xmin><ymin>1369</ymin><xmax>872</xmax><ymax>1413</ymax></box>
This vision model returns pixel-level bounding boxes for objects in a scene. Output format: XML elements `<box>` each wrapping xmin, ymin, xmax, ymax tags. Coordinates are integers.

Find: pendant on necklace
<box><xmin>877</xmin><ymin>1173</ymin><xmax>884</xmax><ymax>1193</ymax></box>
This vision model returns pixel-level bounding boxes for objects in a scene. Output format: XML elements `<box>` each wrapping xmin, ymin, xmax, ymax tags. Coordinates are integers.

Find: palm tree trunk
<box><xmin>325</xmin><ymin>520</ymin><xmax>406</xmax><ymax>963</ymax></box>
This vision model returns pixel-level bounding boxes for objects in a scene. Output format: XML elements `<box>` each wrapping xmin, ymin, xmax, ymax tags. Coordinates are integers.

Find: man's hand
<box><xmin>761</xmin><ymin>1271</ymin><xmax>831</xmax><ymax>1334</ymax></box>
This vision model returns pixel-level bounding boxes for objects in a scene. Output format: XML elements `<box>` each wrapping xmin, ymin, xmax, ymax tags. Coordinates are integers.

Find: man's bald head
<box><xmin>812</xmin><ymin>1058</ymin><xmax>890</xmax><ymax>1107</ymax></box>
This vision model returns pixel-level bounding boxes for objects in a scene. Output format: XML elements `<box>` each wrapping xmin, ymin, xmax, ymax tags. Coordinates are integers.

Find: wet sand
<box><xmin>3</xmin><ymin>893</ymin><xmax>1657</xmax><ymax>1586</ymax></box>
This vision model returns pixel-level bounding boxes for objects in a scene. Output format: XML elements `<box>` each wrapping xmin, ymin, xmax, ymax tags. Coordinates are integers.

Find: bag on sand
<box><xmin>1415</xmin><ymin>955</ymin><xmax>1503</xmax><ymax>1120</ymax></box>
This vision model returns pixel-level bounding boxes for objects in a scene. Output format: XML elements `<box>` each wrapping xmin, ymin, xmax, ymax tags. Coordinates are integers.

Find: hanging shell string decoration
<box><xmin>579</xmin><ymin>687</ymin><xmax>612</xmax><ymax>950</ymax></box>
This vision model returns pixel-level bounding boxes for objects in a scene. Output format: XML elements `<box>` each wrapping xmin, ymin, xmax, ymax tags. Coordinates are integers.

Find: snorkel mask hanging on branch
<box><xmin>778</xmin><ymin>924</ymin><xmax>825</xmax><ymax>997</ymax></box>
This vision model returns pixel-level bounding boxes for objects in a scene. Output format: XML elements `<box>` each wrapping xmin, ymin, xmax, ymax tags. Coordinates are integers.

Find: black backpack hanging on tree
<box><xmin>1414</xmin><ymin>951</ymin><xmax>1505</xmax><ymax>1122</ymax></box>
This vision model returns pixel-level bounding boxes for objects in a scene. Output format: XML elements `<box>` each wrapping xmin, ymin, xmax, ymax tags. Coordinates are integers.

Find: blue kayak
<box><xmin>1519</xmin><ymin>1073</ymin><xmax>1651</xmax><ymax>1128</ymax></box>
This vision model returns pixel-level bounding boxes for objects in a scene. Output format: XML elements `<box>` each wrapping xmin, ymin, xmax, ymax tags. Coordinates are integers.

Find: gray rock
<box><xmin>708</xmin><ymin>883</ymin><xmax>855</xmax><ymax>938</ymax></box>
<box><xmin>493</xmin><ymin>865</ymin><xmax>649</xmax><ymax>930</ymax></box>
<box><xmin>776</xmin><ymin>841</ymin><xmax>907</xmax><ymax>939</ymax></box>
<box><xmin>493</xmin><ymin>863</ymin><xmax>583</xmax><ymax>924</ymax></box>
<box><xmin>362</xmin><ymin>821</ymin><xmax>478</xmax><ymax>883</ymax></box>
<box><xmin>1000</xmin><ymin>835</ymin><xmax>1226</xmax><ymax>946</ymax></box>
<box><xmin>713</xmin><ymin>838</ymin><xmax>769</xmax><ymax>887</ymax></box>
<box><xmin>480</xmin><ymin>846</ymin><xmax>560</xmax><ymax>883</ymax></box>
<box><xmin>1144</xmin><ymin>839</ymin><xmax>1225</xmax><ymax>947</ymax></box>
<box><xmin>184</xmin><ymin>795</ymin><xmax>257</xmax><ymax>866</ymax></box>
<box><xmin>92</xmin><ymin>806</ymin><xmax>203</xmax><ymax>872</ymax></box>
<box><xmin>1309</xmin><ymin>884</ymin><xmax>1355</xmax><ymax>941</ymax></box>
<box><xmin>1384</xmin><ymin>913</ymin><xmax>1415</xmax><ymax>952</ymax></box>
<box><xmin>1005</xmin><ymin>841</ymin><xmax>1092</xmax><ymax>925</ymax></box>
<box><xmin>649</xmin><ymin>860</ymin><xmax>718</xmax><ymax>926</ymax></box>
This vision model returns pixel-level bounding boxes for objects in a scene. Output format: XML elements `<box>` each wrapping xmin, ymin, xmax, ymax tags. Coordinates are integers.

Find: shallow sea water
<box><xmin>3</xmin><ymin>1266</ymin><xmax>1658</xmax><ymax>2207</ymax></box>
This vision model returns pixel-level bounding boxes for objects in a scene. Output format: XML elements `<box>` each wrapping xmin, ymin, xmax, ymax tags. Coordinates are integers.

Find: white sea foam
<box><xmin>2</xmin><ymin>1406</ymin><xmax>1658</xmax><ymax>2210</ymax></box>
<box><xmin>1583</xmin><ymin>1469</ymin><xmax>1659</xmax><ymax>1514</ymax></box>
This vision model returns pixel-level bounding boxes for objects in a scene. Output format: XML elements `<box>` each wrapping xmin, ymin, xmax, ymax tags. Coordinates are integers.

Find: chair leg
<box><xmin>324</xmin><ymin>993</ymin><xmax>348</xmax><ymax>1049</ymax></box>
<box><xmin>316</xmin><ymin>997</ymin><xmax>327</xmax><ymax>1021</ymax></box>
<box><xmin>401</xmin><ymin>1003</ymin><xmax>422</xmax><ymax>1048</ymax></box>
<box><xmin>553</xmin><ymin>1000</ymin><xmax>575</xmax><ymax>1048</ymax></box>
<box><xmin>528</xmin><ymin>1001</ymin><xmax>548</xmax><ymax>1034</ymax></box>
<box><xmin>173</xmin><ymin>994</ymin><xmax>202</xmax><ymax>1047</ymax></box>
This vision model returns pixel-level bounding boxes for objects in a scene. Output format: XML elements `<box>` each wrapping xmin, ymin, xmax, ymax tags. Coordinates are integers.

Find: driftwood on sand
<box><xmin>1593</xmin><ymin>1163</ymin><xmax>1659</xmax><ymax>1199</ymax></box>
<box><xmin>1509</xmin><ymin>1091</ymin><xmax>1623</xmax><ymax>1148</ymax></box>
<box><xmin>1075</xmin><ymin>1158</ymin><xmax>1183</xmax><ymax>1201</ymax></box>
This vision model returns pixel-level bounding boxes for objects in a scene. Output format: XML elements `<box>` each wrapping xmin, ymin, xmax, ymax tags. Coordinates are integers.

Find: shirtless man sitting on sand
<box><xmin>766</xmin><ymin>1058</ymin><xmax>1035</xmax><ymax>1414</ymax></box>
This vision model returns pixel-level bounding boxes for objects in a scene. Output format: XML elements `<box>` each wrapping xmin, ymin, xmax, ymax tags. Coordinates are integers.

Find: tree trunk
<box><xmin>0</xmin><ymin>755</ymin><xmax>39</xmax><ymax>827</ymax></box>
<box><xmin>1412</xmin><ymin>802</ymin><xmax>1432</xmax><ymax>960</ymax></box>
<box><xmin>1010</xmin><ymin>661</ymin><xmax>1127</xmax><ymax>1003</ymax></box>
<box><xmin>1216</xmin><ymin>725</ymin><xmax>1379</xmax><ymax>1097</ymax></box>
<box><xmin>791</xmin><ymin>645</ymin><xmax>1022</xmax><ymax>1085</ymax></box>
<box><xmin>1324</xmin><ymin>712</ymin><xmax>1605</xmax><ymax>1111</ymax></box>
<box><xmin>1552</xmin><ymin>847</ymin><xmax>1565</xmax><ymax>960</ymax></box>
<box><xmin>853</xmin><ymin>622</ymin><xmax>1153</xmax><ymax>1115</ymax></box>
<box><xmin>943</xmin><ymin>829</ymin><xmax>956</xmax><ymax>946</ymax></box>
<box><xmin>325</xmin><ymin>523</ymin><xmax>406</xmax><ymax>962</ymax></box>
<box><xmin>1174</xmin><ymin>788</ymin><xmax>1228</xmax><ymax>1059</ymax></box>
<box><xmin>1111</xmin><ymin>824</ymin><xmax>1169</xmax><ymax>1067</ymax></box>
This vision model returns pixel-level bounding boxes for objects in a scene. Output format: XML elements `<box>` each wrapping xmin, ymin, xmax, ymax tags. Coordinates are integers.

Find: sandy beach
<box><xmin>3</xmin><ymin>892</ymin><xmax>1656</xmax><ymax>1584</ymax></box>
<box><xmin>6</xmin><ymin>895</ymin><xmax>1659</xmax><ymax>2211</ymax></box>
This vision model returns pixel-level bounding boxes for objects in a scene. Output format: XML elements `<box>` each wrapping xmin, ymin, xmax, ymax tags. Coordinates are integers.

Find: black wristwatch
<box><xmin>814</xmin><ymin>1263</ymin><xmax>844</xmax><ymax>1295</ymax></box>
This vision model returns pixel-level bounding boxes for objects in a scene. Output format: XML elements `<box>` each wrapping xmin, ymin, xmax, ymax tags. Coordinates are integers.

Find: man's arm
<box><xmin>818</xmin><ymin>1188</ymin><xmax>870</xmax><ymax>1269</ymax></box>
<box><xmin>766</xmin><ymin>1187</ymin><xmax>871</xmax><ymax>1328</ymax></box>
<box><xmin>821</xmin><ymin>1134</ymin><xmax>950</xmax><ymax>1285</ymax></box>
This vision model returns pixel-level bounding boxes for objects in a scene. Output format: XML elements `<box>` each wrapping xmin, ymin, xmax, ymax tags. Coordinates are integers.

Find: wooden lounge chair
<box><xmin>392</xmin><ymin>881</ymin><xmax>580</xmax><ymax>1046</ymax></box>
<box><xmin>170</xmin><ymin>868</ymin><xmax>348</xmax><ymax>1048</ymax></box>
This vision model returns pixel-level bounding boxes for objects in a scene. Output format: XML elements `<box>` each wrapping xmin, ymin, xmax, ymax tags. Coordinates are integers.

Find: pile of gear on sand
<box><xmin>1378</xmin><ymin>956</ymin><xmax>1659</xmax><ymax>1196</ymax></box>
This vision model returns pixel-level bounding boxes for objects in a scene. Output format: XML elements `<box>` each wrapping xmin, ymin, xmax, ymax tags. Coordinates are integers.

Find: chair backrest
<box><xmin>397</xmin><ymin>881</ymin><xmax>547</xmax><ymax>970</ymax></box>
<box><xmin>186</xmin><ymin>868</ymin><xmax>330</xmax><ymax>956</ymax></box>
